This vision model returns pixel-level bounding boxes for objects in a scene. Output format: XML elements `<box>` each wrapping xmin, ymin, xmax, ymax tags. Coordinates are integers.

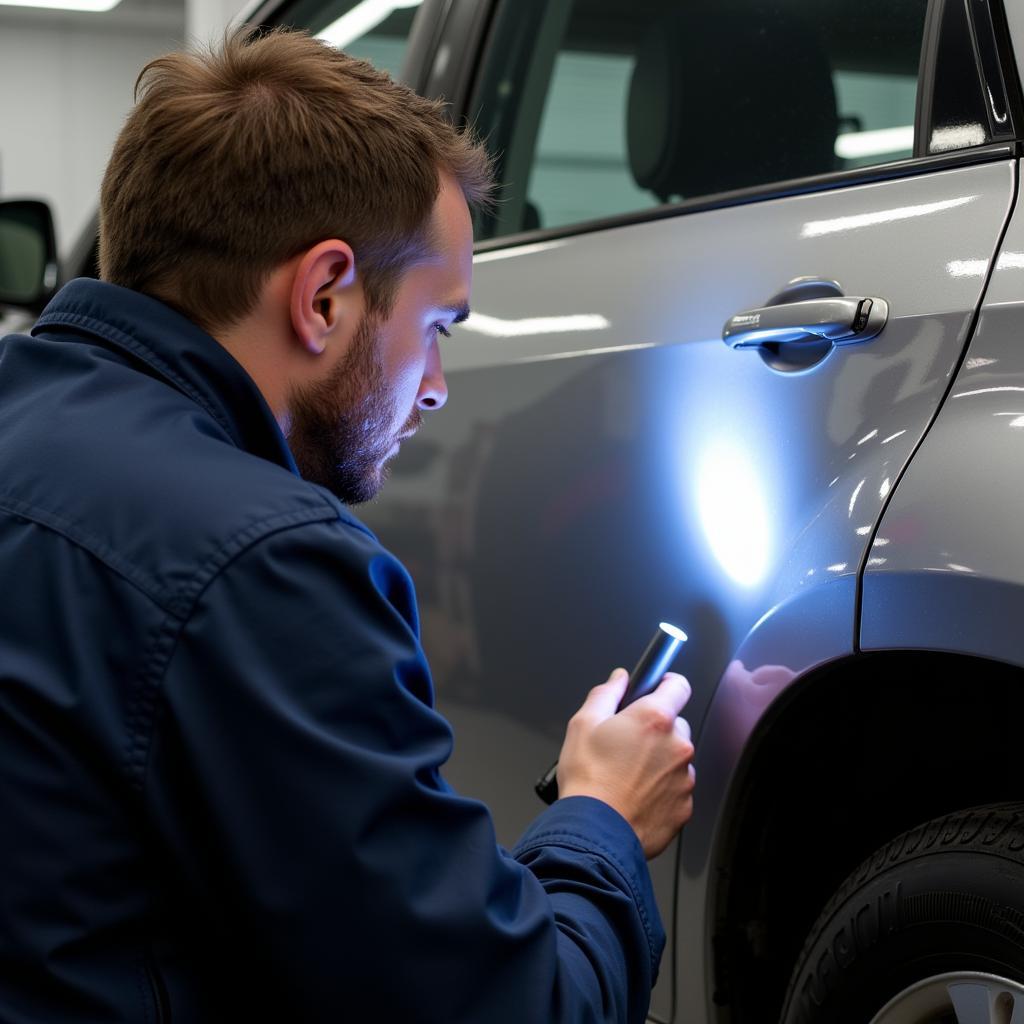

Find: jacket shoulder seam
<box><xmin>167</xmin><ymin>505</ymin><xmax>340</xmax><ymax>616</ymax></box>
<box><xmin>0</xmin><ymin>494</ymin><xmax>176</xmax><ymax>612</ymax></box>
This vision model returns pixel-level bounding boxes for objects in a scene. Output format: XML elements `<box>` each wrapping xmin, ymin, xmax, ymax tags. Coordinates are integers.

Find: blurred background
<box><xmin>0</xmin><ymin>0</ymin><xmax>244</xmax><ymax>255</ymax></box>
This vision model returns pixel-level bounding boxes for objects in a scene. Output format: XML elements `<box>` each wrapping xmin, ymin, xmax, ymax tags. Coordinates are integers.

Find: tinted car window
<box><xmin>473</xmin><ymin>0</ymin><xmax>933</xmax><ymax>239</ymax></box>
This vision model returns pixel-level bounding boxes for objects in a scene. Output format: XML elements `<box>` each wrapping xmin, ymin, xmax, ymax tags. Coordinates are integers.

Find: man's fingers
<box><xmin>580</xmin><ymin>668</ymin><xmax>630</xmax><ymax>719</ymax></box>
<box><xmin>634</xmin><ymin>672</ymin><xmax>692</xmax><ymax>718</ymax></box>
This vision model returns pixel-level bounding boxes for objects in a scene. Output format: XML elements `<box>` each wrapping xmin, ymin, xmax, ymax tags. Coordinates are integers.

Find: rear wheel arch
<box><xmin>707</xmin><ymin>649</ymin><xmax>1024</xmax><ymax>1023</ymax></box>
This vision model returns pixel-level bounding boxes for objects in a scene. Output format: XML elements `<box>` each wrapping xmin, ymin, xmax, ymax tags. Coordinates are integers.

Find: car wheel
<box><xmin>779</xmin><ymin>803</ymin><xmax>1024</xmax><ymax>1024</ymax></box>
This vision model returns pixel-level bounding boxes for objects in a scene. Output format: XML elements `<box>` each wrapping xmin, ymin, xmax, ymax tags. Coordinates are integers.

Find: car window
<box><xmin>472</xmin><ymin>0</ymin><xmax>940</xmax><ymax>240</ymax></box>
<box><xmin>272</xmin><ymin>0</ymin><xmax>422</xmax><ymax>79</ymax></box>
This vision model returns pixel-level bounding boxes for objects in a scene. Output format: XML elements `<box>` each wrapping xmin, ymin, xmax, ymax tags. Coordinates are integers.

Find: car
<box><xmin>4</xmin><ymin>0</ymin><xmax>1024</xmax><ymax>1020</ymax></box>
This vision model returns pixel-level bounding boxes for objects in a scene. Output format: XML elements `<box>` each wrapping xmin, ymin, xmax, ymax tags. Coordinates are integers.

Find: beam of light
<box><xmin>834</xmin><ymin>125</ymin><xmax>913</xmax><ymax>160</ymax></box>
<box><xmin>462</xmin><ymin>312</ymin><xmax>610</xmax><ymax>338</ymax></box>
<box><xmin>881</xmin><ymin>430</ymin><xmax>907</xmax><ymax>444</ymax></box>
<box><xmin>801</xmin><ymin>196</ymin><xmax>976</xmax><ymax>238</ymax></box>
<box><xmin>696</xmin><ymin>442</ymin><xmax>771</xmax><ymax>588</ymax></box>
<box><xmin>317</xmin><ymin>0</ymin><xmax>421</xmax><ymax>50</ymax></box>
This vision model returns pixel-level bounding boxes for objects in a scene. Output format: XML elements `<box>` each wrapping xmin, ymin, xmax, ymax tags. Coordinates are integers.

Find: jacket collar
<box><xmin>32</xmin><ymin>278</ymin><xmax>298</xmax><ymax>474</ymax></box>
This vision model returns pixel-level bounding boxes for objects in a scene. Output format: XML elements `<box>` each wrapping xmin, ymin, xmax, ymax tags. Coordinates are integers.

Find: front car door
<box><xmin>356</xmin><ymin>0</ymin><xmax>1022</xmax><ymax>1019</ymax></box>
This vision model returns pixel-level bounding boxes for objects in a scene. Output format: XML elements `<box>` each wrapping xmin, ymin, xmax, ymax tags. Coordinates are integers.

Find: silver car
<box><xmin>4</xmin><ymin>0</ymin><xmax>1024</xmax><ymax>1020</ymax></box>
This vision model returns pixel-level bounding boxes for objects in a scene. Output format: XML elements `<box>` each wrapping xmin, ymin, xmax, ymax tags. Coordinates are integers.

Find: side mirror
<box><xmin>0</xmin><ymin>200</ymin><xmax>58</xmax><ymax>313</ymax></box>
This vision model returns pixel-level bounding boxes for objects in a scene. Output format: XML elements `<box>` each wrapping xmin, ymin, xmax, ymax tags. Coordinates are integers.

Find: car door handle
<box><xmin>723</xmin><ymin>295</ymin><xmax>888</xmax><ymax>349</ymax></box>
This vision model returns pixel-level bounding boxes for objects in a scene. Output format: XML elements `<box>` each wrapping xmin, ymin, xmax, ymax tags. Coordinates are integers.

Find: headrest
<box><xmin>627</xmin><ymin>7</ymin><xmax>838</xmax><ymax>201</ymax></box>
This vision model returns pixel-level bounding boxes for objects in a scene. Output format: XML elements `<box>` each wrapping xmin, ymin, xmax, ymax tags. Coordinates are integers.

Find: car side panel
<box><xmin>358</xmin><ymin>160</ymin><xmax>1015</xmax><ymax>1021</ymax></box>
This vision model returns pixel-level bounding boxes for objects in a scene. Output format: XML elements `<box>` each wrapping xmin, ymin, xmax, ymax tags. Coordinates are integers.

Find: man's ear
<box><xmin>289</xmin><ymin>239</ymin><xmax>359</xmax><ymax>355</ymax></box>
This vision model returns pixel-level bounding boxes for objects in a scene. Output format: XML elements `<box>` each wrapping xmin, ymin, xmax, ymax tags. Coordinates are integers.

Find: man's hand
<box><xmin>556</xmin><ymin>669</ymin><xmax>696</xmax><ymax>859</ymax></box>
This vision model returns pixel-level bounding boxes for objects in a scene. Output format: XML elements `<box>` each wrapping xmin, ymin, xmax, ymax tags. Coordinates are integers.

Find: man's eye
<box><xmin>433</xmin><ymin>323</ymin><xmax>451</xmax><ymax>339</ymax></box>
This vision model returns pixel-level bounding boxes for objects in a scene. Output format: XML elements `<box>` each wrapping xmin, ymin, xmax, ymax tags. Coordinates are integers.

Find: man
<box><xmin>0</xmin><ymin>30</ymin><xmax>695</xmax><ymax>1023</ymax></box>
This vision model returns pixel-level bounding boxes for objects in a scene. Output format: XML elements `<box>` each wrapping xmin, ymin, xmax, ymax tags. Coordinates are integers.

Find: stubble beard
<box><xmin>286</xmin><ymin>313</ymin><xmax>420</xmax><ymax>505</ymax></box>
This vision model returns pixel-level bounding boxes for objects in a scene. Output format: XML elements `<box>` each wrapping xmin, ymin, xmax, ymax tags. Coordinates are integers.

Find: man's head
<box><xmin>281</xmin><ymin>170</ymin><xmax>474</xmax><ymax>503</ymax></box>
<box><xmin>99</xmin><ymin>30</ymin><xmax>492</xmax><ymax>502</ymax></box>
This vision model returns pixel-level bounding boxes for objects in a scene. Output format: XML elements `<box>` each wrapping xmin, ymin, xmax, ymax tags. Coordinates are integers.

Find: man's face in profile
<box><xmin>286</xmin><ymin>313</ymin><xmax>420</xmax><ymax>504</ymax></box>
<box><xmin>286</xmin><ymin>173</ymin><xmax>473</xmax><ymax>504</ymax></box>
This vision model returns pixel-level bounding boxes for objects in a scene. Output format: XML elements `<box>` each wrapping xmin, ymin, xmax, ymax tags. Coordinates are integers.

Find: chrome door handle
<box><xmin>723</xmin><ymin>295</ymin><xmax>888</xmax><ymax>349</ymax></box>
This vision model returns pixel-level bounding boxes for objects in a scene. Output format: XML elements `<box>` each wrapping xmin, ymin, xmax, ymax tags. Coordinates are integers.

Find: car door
<box><xmin>353</xmin><ymin>0</ymin><xmax>1021</xmax><ymax>1020</ymax></box>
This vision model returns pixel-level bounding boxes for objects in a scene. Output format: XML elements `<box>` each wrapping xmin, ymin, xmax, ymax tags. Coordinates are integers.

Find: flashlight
<box><xmin>534</xmin><ymin>622</ymin><xmax>688</xmax><ymax>805</ymax></box>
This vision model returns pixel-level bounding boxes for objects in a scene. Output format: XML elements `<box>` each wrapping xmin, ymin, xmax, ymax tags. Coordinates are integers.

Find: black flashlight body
<box><xmin>534</xmin><ymin>622</ymin><xmax>688</xmax><ymax>805</ymax></box>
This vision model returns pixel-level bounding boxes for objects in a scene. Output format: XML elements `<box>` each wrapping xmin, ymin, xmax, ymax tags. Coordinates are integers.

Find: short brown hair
<box><xmin>99</xmin><ymin>29</ymin><xmax>493</xmax><ymax>332</ymax></box>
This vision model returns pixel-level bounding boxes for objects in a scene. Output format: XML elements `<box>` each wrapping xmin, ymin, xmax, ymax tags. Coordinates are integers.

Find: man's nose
<box><xmin>417</xmin><ymin>345</ymin><xmax>448</xmax><ymax>411</ymax></box>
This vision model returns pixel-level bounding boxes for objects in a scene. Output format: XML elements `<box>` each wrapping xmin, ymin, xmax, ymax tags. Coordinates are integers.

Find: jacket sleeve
<box><xmin>147</xmin><ymin>515</ymin><xmax>665</xmax><ymax>1023</ymax></box>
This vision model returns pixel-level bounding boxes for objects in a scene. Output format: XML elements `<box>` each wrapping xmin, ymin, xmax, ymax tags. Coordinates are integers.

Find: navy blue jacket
<box><xmin>0</xmin><ymin>279</ymin><xmax>664</xmax><ymax>1022</ymax></box>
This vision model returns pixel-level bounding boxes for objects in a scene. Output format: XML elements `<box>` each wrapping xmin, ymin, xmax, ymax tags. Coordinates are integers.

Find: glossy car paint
<box><xmin>862</xmin><ymin>158</ymin><xmax>1024</xmax><ymax>663</ymax></box>
<box><xmin>357</xmin><ymin>159</ymin><xmax>1016</xmax><ymax>1020</ymax></box>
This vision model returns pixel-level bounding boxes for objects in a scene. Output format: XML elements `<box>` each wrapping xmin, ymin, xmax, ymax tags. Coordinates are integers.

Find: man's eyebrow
<box><xmin>440</xmin><ymin>302</ymin><xmax>471</xmax><ymax>324</ymax></box>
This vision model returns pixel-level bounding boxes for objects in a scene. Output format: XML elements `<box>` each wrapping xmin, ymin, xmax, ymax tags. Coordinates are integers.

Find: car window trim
<box><xmin>913</xmin><ymin>0</ymin><xmax>943</xmax><ymax>158</ymax></box>
<box><xmin>401</xmin><ymin>0</ymin><xmax>456</xmax><ymax>93</ymax></box>
<box><xmin>420</xmin><ymin>0</ymin><xmax>500</xmax><ymax>115</ymax></box>
<box><xmin>916</xmin><ymin>0</ymin><xmax>1018</xmax><ymax>155</ymax></box>
<box><xmin>967</xmin><ymin>0</ymin><xmax>1019</xmax><ymax>141</ymax></box>
<box><xmin>989</xmin><ymin>0</ymin><xmax>1024</xmax><ymax>133</ymax></box>
<box><xmin>472</xmin><ymin>142</ymin><xmax>1019</xmax><ymax>255</ymax></box>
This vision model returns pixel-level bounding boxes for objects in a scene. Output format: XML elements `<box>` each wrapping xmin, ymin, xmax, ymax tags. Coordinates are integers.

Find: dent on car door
<box><xmin>352</xmin><ymin>0</ymin><xmax>1018</xmax><ymax>1020</ymax></box>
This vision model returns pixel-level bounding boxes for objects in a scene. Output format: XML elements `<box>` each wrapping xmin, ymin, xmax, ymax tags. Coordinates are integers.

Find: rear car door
<box><xmin>354</xmin><ymin>0</ymin><xmax>1021</xmax><ymax>1020</ymax></box>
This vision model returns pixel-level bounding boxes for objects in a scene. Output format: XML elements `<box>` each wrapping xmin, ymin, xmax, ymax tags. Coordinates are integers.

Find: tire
<box><xmin>779</xmin><ymin>803</ymin><xmax>1024</xmax><ymax>1024</ymax></box>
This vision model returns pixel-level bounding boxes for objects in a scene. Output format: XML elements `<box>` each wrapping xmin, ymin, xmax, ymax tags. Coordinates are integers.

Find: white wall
<box><xmin>0</xmin><ymin>11</ymin><xmax>188</xmax><ymax>253</ymax></box>
<box><xmin>184</xmin><ymin>0</ymin><xmax>248</xmax><ymax>51</ymax></box>
<box><xmin>0</xmin><ymin>0</ymin><xmax>253</xmax><ymax>258</ymax></box>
